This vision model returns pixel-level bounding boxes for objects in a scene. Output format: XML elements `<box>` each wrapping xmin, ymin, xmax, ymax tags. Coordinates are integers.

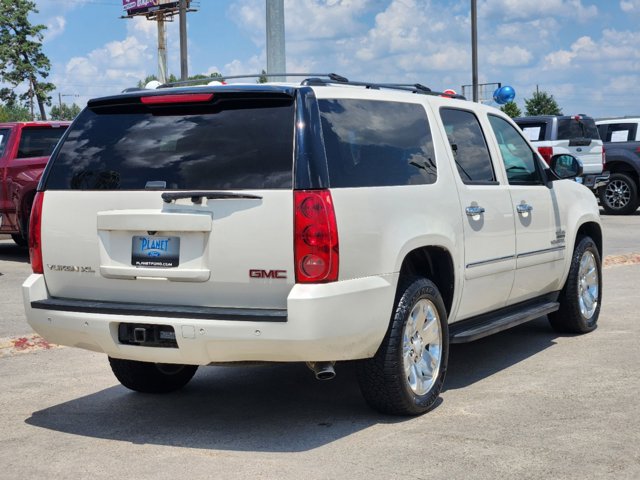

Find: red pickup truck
<box><xmin>0</xmin><ymin>121</ymin><xmax>69</xmax><ymax>246</ymax></box>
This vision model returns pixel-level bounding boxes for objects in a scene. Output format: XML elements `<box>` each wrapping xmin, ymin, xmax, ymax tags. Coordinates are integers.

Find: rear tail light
<box><xmin>294</xmin><ymin>190</ymin><xmax>339</xmax><ymax>283</ymax></box>
<box><xmin>140</xmin><ymin>93</ymin><xmax>214</xmax><ymax>105</ymax></box>
<box><xmin>29</xmin><ymin>192</ymin><xmax>44</xmax><ymax>274</ymax></box>
<box><xmin>538</xmin><ymin>146</ymin><xmax>553</xmax><ymax>165</ymax></box>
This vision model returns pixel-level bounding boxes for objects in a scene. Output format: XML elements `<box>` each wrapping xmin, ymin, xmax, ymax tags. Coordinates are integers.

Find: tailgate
<box><xmin>39</xmin><ymin>89</ymin><xmax>296</xmax><ymax>310</ymax></box>
<box><xmin>40</xmin><ymin>191</ymin><xmax>294</xmax><ymax>309</ymax></box>
<box><xmin>553</xmin><ymin>140</ymin><xmax>603</xmax><ymax>175</ymax></box>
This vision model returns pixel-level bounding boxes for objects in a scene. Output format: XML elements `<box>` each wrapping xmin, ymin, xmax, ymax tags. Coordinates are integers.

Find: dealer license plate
<box><xmin>131</xmin><ymin>236</ymin><xmax>180</xmax><ymax>268</ymax></box>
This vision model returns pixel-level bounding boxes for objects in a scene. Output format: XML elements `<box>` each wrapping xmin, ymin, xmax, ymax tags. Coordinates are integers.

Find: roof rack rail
<box><xmin>301</xmin><ymin>77</ymin><xmax>466</xmax><ymax>100</ymax></box>
<box><xmin>156</xmin><ymin>73</ymin><xmax>348</xmax><ymax>89</ymax></box>
<box><xmin>146</xmin><ymin>72</ymin><xmax>466</xmax><ymax>100</ymax></box>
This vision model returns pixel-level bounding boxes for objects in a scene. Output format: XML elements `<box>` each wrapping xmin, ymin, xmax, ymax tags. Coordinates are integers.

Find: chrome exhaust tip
<box><xmin>306</xmin><ymin>361</ymin><xmax>336</xmax><ymax>380</ymax></box>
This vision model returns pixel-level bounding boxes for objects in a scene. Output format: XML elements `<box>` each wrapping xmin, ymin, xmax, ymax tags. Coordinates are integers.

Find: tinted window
<box><xmin>557</xmin><ymin>117</ymin><xmax>599</xmax><ymax>140</ymax></box>
<box><xmin>517</xmin><ymin>122</ymin><xmax>547</xmax><ymax>142</ymax></box>
<box><xmin>319</xmin><ymin>99</ymin><xmax>436</xmax><ymax>188</ymax></box>
<box><xmin>45</xmin><ymin>100</ymin><xmax>294</xmax><ymax>190</ymax></box>
<box><xmin>489</xmin><ymin>115</ymin><xmax>542</xmax><ymax>185</ymax></box>
<box><xmin>440</xmin><ymin>108</ymin><xmax>495</xmax><ymax>183</ymax></box>
<box><xmin>0</xmin><ymin>128</ymin><xmax>10</xmax><ymax>157</ymax></box>
<box><xmin>601</xmin><ymin>123</ymin><xmax>638</xmax><ymax>142</ymax></box>
<box><xmin>17</xmin><ymin>127</ymin><xmax>67</xmax><ymax>158</ymax></box>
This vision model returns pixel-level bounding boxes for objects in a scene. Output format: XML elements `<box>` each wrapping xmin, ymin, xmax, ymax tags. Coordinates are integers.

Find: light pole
<box><xmin>179</xmin><ymin>0</ymin><xmax>189</xmax><ymax>80</ymax></box>
<box><xmin>471</xmin><ymin>0</ymin><xmax>478</xmax><ymax>102</ymax></box>
<box><xmin>266</xmin><ymin>0</ymin><xmax>286</xmax><ymax>81</ymax></box>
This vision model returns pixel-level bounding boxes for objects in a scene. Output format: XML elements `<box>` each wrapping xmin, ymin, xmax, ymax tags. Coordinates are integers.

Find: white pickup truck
<box><xmin>23</xmin><ymin>75</ymin><xmax>602</xmax><ymax>415</ymax></box>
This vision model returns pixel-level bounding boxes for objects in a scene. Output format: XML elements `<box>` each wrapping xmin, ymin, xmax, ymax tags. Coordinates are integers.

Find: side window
<box><xmin>602</xmin><ymin>123</ymin><xmax>638</xmax><ymax>142</ymax></box>
<box><xmin>518</xmin><ymin>122</ymin><xmax>547</xmax><ymax>142</ymax></box>
<box><xmin>440</xmin><ymin>108</ymin><xmax>495</xmax><ymax>184</ymax></box>
<box><xmin>0</xmin><ymin>128</ymin><xmax>10</xmax><ymax>157</ymax></box>
<box><xmin>318</xmin><ymin>99</ymin><xmax>437</xmax><ymax>188</ymax></box>
<box><xmin>17</xmin><ymin>128</ymin><xmax>67</xmax><ymax>159</ymax></box>
<box><xmin>488</xmin><ymin>115</ymin><xmax>542</xmax><ymax>185</ymax></box>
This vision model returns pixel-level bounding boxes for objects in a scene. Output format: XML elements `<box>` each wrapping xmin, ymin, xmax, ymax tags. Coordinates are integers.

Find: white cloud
<box><xmin>480</xmin><ymin>0</ymin><xmax>597</xmax><ymax>22</ymax></box>
<box><xmin>620</xmin><ymin>0</ymin><xmax>640</xmax><ymax>12</ymax></box>
<box><xmin>44</xmin><ymin>16</ymin><xmax>66</xmax><ymax>42</ymax></box>
<box><xmin>51</xmin><ymin>16</ymin><xmax>175</xmax><ymax>106</ymax></box>
<box><xmin>543</xmin><ymin>30</ymin><xmax>640</xmax><ymax>70</ymax></box>
<box><xmin>487</xmin><ymin>45</ymin><xmax>533</xmax><ymax>67</ymax></box>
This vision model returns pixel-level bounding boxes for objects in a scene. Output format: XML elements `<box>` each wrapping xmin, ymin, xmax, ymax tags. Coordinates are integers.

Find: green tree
<box><xmin>257</xmin><ymin>69</ymin><xmax>268</xmax><ymax>84</ymax></box>
<box><xmin>0</xmin><ymin>0</ymin><xmax>55</xmax><ymax>120</ymax></box>
<box><xmin>500</xmin><ymin>101</ymin><xmax>522</xmax><ymax>118</ymax></box>
<box><xmin>0</xmin><ymin>102</ymin><xmax>31</xmax><ymax>121</ymax></box>
<box><xmin>524</xmin><ymin>90</ymin><xmax>562</xmax><ymax>116</ymax></box>
<box><xmin>50</xmin><ymin>103</ymin><xmax>81</xmax><ymax>120</ymax></box>
<box><xmin>138</xmin><ymin>72</ymin><xmax>223</xmax><ymax>88</ymax></box>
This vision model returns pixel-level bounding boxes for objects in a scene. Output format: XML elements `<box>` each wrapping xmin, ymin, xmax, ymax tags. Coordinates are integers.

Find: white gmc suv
<box><xmin>23</xmin><ymin>75</ymin><xmax>603</xmax><ymax>415</ymax></box>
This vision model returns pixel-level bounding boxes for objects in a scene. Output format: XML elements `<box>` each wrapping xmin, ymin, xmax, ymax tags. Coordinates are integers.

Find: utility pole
<box><xmin>471</xmin><ymin>0</ymin><xmax>478</xmax><ymax>102</ymax></box>
<box><xmin>58</xmin><ymin>93</ymin><xmax>79</xmax><ymax>108</ymax></box>
<box><xmin>179</xmin><ymin>0</ymin><xmax>188</xmax><ymax>80</ymax></box>
<box><xmin>266</xmin><ymin>0</ymin><xmax>286</xmax><ymax>82</ymax></box>
<box><xmin>157</xmin><ymin>11</ymin><xmax>168</xmax><ymax>84</ymax></box>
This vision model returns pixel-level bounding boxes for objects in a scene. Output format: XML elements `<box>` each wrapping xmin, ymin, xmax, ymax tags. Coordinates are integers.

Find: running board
<box><xmin>449</xmin><ymin>300</ymin><xmax>559</xmax><ymax>343</ymax></box>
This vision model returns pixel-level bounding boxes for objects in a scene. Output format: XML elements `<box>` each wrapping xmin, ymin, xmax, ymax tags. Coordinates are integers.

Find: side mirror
<box><xmin>549</xmin><ymin>154</ymin><xmax>583</xmax><ymax>180</ymax></box>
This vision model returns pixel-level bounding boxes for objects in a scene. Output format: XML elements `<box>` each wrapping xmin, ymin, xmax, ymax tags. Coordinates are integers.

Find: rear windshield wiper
<box><xmin>161</xmin><ymin>191</ymin><xmax>263</xmax><ymax>204</ymax></box>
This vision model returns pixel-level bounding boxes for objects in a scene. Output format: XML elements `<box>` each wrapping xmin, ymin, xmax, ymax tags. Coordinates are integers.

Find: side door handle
<box><xmin>465</xmin><ymin>205</ymin><xmax>485</xmax><ymax>216</ymax></box>
<box><xmin>516</xmin><ymin>203</ymin><xmax>533</xmax><ymax>214</ymax></box>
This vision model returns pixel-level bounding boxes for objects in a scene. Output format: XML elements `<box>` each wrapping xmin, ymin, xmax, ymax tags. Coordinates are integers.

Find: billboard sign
<box><xmin>123</xmin><ymin>0</ymin><xmax>156</xmax><ymax>14</ymax></box>
<box><xmin>123</xmin><ymin>0</ymin><xmax>183</xmax><ymax>15</ymax></box>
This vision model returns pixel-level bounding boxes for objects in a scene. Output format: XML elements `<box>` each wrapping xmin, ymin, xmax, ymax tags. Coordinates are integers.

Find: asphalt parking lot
<box><xmin>1</xmin><ymin>212</ymin><xmax>639</xmax><ymax>479</ymax></box>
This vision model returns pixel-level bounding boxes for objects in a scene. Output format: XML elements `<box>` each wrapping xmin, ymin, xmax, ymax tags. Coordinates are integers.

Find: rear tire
<box><xmin>599</xmin><ymin>172</ymin><xmax>639</xmax><ymax>215</ymax></box>
<box><xmin>11</xmin><ymin>233</ymin><xmax>27</xmax><ymax>247</ymax></box>
<box><xmin>108</xmin><ymin>357</ymin><xmax>198</xmax><ymax>393</ymax></box>
<box><xmin>357</xmin><ymin>277</ymin><xmax>449</xmax><ymax>416</ymax></box>
<box><xmin>548</xmin><ymin>236</ymin><xmax>601</xmax><ymax>333</ymax></box>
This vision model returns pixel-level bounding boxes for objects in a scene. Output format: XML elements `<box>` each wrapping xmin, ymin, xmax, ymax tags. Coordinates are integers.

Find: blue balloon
<box><xmin>493</xmin><ymin>85</ymin><xmax>516</xmax><ymax>104</ymax></box>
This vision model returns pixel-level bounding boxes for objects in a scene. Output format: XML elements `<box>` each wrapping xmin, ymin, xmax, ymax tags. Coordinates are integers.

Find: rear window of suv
<box><xmin>44</xmin><ymin>98</ymin><xmax>295</xmax><ymax>190</ymax></box>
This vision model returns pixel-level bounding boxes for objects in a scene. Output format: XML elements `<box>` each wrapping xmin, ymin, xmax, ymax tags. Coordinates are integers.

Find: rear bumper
<box><xmin>22</xmin><ymin>273</ymin><xmax>397</xmax><ymax>363</ymax></box>
<box><xmin>580</xmin><ymin>171</ymin><xmax>610</xmax><ymax>190</ymax></box>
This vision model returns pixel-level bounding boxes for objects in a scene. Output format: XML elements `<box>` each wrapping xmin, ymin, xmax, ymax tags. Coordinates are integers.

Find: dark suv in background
<box><xmin>515</xmin><ymin>115</ymin><xmax>608</xmax><ymax>193</ymax></box>
<box><xmin>596</xmin><ymin>118</ymin><xmax>640</xmax><ymax>215</ymax></box>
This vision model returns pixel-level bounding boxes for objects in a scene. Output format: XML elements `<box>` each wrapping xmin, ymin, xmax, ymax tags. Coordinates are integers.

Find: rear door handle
<box><xmin>516</xmin><ymin>203</ymin><xmax>533</xmax><ymax>214</ymax></box>
<box><xmin>465</xmin><ymin>205</ymin><xmax>485</xmax><ymax>216</ymax></box>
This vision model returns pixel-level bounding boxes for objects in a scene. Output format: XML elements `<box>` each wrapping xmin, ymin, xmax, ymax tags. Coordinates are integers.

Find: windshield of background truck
<box><xmin>43</xmin><ymin>99</ymin><xmax>295</xmax><ymax>190</ymax></box>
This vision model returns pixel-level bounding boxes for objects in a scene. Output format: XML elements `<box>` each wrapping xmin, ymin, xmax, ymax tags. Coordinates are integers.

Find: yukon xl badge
<box><xmin>47</xmin><ymin>264</ymin><xmax>96</xmax><ymax>273</ymax></box>
<box><xmin>249</xmin><ymin>269</ymin><xmax>287</xmax><ymax>279</ymax></box>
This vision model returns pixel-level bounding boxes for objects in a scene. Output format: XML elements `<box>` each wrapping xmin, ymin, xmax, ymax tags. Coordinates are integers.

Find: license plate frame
<box><xmin>131</xmin><ymin>235</ymin><xmax>180</xmax><ymax>268</ymax></box>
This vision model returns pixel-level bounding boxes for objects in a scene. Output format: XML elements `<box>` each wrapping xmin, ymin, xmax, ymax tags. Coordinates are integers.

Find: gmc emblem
<box><xmin>249</xmin><ymin>269</ymin><xmax>287</xmax><ymax>279</ymax></box>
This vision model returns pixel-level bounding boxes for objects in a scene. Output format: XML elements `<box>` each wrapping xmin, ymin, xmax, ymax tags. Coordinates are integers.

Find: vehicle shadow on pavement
<box><xmin>25</xmin><ymin>361</ymin><xmax>411</xmax><ymax>452</ymax></box>
<box><xmin>445</xmin><ymin>316</ymin><xmax>559</xmax><ymax>391</ymax></box>
<box><xmin>0</xmin><ymin>240</ymin><xmax>29</xmax><ymax>264</ymax></box>
<box><xmin>25</xmin><ymin>318</ymin><xmax>561</xmax><ymax>451</ymax></box>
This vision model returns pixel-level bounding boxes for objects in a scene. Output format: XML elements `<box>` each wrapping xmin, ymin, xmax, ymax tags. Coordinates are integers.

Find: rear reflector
<box><xmin>294</xmin><ymin>190</ymin><xmax>339</xmax><ymax>283</ymax></box>
<box><xmin>29</xmin><ymin>192</ymin><xmax>44</xmax><ymax>274</ymax></box>
<box><xmin>141</xmin><ymin>93</ymin><xmax>214</xmax><ymax>105</ymax></box>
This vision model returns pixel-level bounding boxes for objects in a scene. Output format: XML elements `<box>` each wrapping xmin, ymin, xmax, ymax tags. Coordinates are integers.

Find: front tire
<box><xmin>109</xmin><ymin>357</ymin><xmax>198</xmax><ymax>393</ymax></box>
<box><xmin>599</xmin><ymin>172</ymin><xmax>639</xmax><ymax>215</ymax></box>
<box><xmin>357</xmin><ymin>277</ymin><xmax>449</xmax><ymax>416</ymax></box>
<box><xmin>548</xmin><ymin>236</ymin><xmax>601</xmax><ymax>333</ymax></box>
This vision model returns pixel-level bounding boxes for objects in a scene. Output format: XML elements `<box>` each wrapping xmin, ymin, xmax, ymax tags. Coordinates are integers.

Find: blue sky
<box><xmin>30</xmin><ymin>0</ymin><xmax>640</xmax><ymax>117</ymax></box>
